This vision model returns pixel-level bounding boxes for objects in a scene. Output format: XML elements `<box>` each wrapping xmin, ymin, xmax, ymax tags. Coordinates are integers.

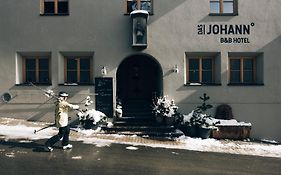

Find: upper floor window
<box><xmin>64</xmin><ymin>57</ymin><xmax>92</xmax><ymax>85</ymax></box>
<box><xmin>40</xmin><ymin>0</ymin><xmax>69</xmax><ymax>16</ymax></box>
<box><xmin>126</xmin><ymin>0</ymin><xmax>153</xmax><ymax>15</ymax></box>
<box><xmin>23</xmin><ymin>57</ymin><xmax>50</xmax><ymax>84</ymax></box>
<box><xmin>210</xmin><ymin>0</ymin><xmax>238</xmax><ymax>16</ymax></box>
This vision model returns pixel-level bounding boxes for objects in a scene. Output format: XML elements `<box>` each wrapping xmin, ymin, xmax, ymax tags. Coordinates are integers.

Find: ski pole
<box><xmin>34</xmin><ymin>124</ymin><xmax>56</xmax><ymax>134</ymax></box>
<box><xmin>29</xmin><ymin>82</ymin><xmax>59</xmax><ymax>99</ymax></box>
<box><xmin>34</xmin><ymin>123</ymin><xmax>84</xmax><ymax>134</ymax></box>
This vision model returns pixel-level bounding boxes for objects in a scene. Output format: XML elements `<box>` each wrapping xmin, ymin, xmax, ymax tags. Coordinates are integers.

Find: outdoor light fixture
<box><xmin>101</xmin><ymin>66</ymin><xmax>107</xmax><ymax>76</ymax></box>
<box><xmin>1</xmin><ymin>92</ymin><xmax>12</xmax><ymax>103</ymax></box>
<box><xmin>173</xmin><ymin>64</ymin><xmax>179</xmax><ymax>73</ymax></box>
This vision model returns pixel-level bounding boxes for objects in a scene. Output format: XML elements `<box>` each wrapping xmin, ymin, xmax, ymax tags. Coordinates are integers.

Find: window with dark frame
<box><xmin>23</xmin><ymin>58</ymin><xmax>50</xmax><ymax>84</ymax></box>
<box><xmin>126</xmin><ymin>0</ymin><xmax>153</xmax><ymax>14</ymax></box>
<box><xmin>41</xmin><ymin>0</ymin><xmax>69</xmax><ymax>15</ymax></box>
<box><xmin>187</xmin><ymin>57</ymin><xmax>214</xmax><ymax>84</ymax></box>
<box><xmin>229</xmin><ymin>57</ymin><xmax>256</xmax><ymax>84</ymax></box>
<box><xmin>64</xmin><ymin>57</ymin><xmax>92</xmax><ymax>84</ymax></box>
<box><xmin>210</xmin><ymin>0</ymin><xmax>237</xmax><ymax>15</ymax></box>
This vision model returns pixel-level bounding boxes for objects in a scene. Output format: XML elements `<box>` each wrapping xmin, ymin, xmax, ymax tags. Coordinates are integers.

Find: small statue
<box><xmin>135</xmin><ymin>19</ymin><xmax>145</xmax><ymax>43</ymax></box>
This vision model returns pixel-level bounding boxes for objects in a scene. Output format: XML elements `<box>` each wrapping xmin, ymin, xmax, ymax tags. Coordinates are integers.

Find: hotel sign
<box><xmin>197</xmin><ymin>23</ymin><xmax>255</xmax><ymax>44</ymax></box>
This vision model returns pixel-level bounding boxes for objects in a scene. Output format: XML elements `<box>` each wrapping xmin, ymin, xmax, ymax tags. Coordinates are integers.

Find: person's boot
<box><xmin>44</xmin><ymin>144</ymin><xmax>53</xmax><ymax>152</ymax></box>
<box><xmin>62</xmin><ymin>144</ymin><xmax>73</xmax><ymax>150</ymax></box>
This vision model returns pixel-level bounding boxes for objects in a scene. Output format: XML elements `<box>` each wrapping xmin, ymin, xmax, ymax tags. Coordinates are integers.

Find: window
<box><xmin>40</xmin><ymin>0</ymin><xmax>69</xmax><ymax>15</ymax></box>
<box><xmin>64</xmin><ymin>57</ymin><xmax>92</xmax><ymax>84</ymax></box>
<box><xmin>210</xmin><ymin>0</ymin><xmax>238</xmax><ymax>15</ymax></box>
<box><xmin>185</xmin><ymin>52</ymin><xmax>221</xmax><ymax>85</ymax></box>
<box><xmin>229</xmin><ymin>57</ymin><xmax>256</xmax><ymax>84</ymax></box>
<box><xmin>187</xmin><ymin>57</ymin><xmax>215</xmax><ymax>84</ymax></box>
<box><xmin>23</xmin><ymin>57</ymin><xmax>50</xmax><ymax>84</ymax></box>
<box><xmin>126</xmin><ymin>0</ymin><xmax>153</xmax><ymax>14</ymax></box>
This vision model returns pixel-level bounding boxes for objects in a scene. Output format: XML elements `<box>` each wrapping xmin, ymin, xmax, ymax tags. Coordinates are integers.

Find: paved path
<box><xmin>0</xmin><ymin>139</ymin><xmax>280</xmax><ymax>175</ymax></box>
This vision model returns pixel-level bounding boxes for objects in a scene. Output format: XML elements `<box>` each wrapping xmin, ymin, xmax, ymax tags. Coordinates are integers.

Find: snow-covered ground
<box><xmin>0</xmin><ymin>118</ymin><xmax>280</xmax><ymax>158</ymax></box>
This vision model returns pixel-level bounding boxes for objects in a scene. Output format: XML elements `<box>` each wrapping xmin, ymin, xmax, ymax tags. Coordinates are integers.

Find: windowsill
<box><xmin>59</xmin><ymin>83</ymin><xmax>95</xmax><ymax>86</ymax></box>
<box><xmin>124</xmin><ymin>12</ymin><xmax>153</xmax><ymax>16</ymax></box>
<box><xmin>40</xmin><ymin>13</ymin><xmax>69</xmax><ymax>16</ymax></box>
<box><xmin>132</xmin><ymin>43</ymin><xmax>147</xmax><ymax>47</ymax></box>
<box><xmin>16</xmin><ymin>83</ymin><xmax>52</xmax><ymax>86</ymax></box>
<box><xmin>227</xmin><ymin>83</ymin><xmax>264</xmax><ymax>86</ymax></box>
<box><xmin>209</xmin><ymin>13</ymin><xmax>238</xmax><ymax>16</ymax></box>
<box><xmin>185</xmin><ymin>83</ymin><xmax>221</xmax><ymax>86</ymax></box>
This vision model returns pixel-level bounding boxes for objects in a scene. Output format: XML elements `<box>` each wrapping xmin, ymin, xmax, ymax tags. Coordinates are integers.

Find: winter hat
<box><xmin>59</xmin><ymin>91</ymin><xmax>69</xmax><ymax>97</ymax></box>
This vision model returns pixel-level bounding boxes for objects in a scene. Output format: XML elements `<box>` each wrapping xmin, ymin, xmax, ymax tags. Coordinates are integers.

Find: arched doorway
<box><xmin>117</xmin><ymin>54</ymin><xmax>163</xmax><ymax>116</ymax></box>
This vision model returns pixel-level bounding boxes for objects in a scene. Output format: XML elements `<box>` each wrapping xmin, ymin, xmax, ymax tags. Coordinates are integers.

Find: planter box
<box><xmin>212</xmin><ymin>125</ymin><xmax>251</xmax><ymax>140</ymax></box>
<box><xmin>179</xmin><ymin>125</ymin><xmax>198</xmax><ymax>137</ymax></box>
<box><xmin>198</xmin><ymin>127</ymin><xmax>212</xmax><ymax>139</ymax></box>
<box><xmin>179</xmin><ymin>125</ymin><xmax>212</xmax><ymax>139</ymax></box>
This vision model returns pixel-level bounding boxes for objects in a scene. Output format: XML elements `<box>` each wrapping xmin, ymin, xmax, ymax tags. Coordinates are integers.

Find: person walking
<box><xmin>44</xmin><ymin>92</ymin><xmax>80</xmax><ymax>152</ymax></box>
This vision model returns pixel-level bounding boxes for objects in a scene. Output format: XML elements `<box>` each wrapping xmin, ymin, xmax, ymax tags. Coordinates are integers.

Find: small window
<box><xmin>64</xmin><ymin>57</ymin><xmax>92</xmax><ymax>85</ymax></box>
<box><xmin>41</xmin><ymin>0</ymin><xmax>69</xmax><ymax>15</ymax></box>
<box><xmin>126</xmin><ymin>0</ymin><xmax>153</xmax><ymax>14</ymax></box>
<box><xmin>187</xmin><ymin>57</ymin><xmax>215</xmax><ymax>84</ymax></box>
<box><xmin>210</xmin><ymin>0</ymin><xmax>238</xmax><ymax>16</ymax></box>
<box><xmin>23</xmin><ymin>57</ymin><xmax>50</xmax><ymax>84</ymax></box>
<box><xmin>229</xmin><ymin>57</ymin><xmax>256</xmax><ymax>84</ymax></box>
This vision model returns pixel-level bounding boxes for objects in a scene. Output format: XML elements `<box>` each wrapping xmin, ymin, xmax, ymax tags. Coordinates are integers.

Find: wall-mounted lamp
<box><xmin>1</xmin><ymin>92</ymin><xmax>12</xmax><ymax>103</ymax></box>
<box><xmin>173</xmin><ymin>64</ymin><xmax>179</xmax><ymax>73</ymax></box>
<box><xmin>101</xmin><ymin>66</ymin><xmax>107</xmax><ymax>76</ymax></box>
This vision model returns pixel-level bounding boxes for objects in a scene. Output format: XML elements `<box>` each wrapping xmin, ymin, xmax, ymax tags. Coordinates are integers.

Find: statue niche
<box><xmin>130</xmin><ymin>10</ymin><xmax>148</xmax><ymax>47</ymax></box>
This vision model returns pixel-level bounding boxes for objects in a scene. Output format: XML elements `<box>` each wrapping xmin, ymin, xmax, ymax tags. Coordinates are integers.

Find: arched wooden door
<box><xmin>117</xmin><ymin>54</ymin><xmax>163</xmax><ymax>103</ymax></box>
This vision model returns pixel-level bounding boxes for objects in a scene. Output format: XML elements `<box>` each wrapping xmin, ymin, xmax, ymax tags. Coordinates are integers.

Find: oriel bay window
<box><xmin>187</xmin><ymin>57</ymin><xmax>215</xmax><ymax>84</ymax></box>
<box><xmin>126</xmin><ymin>0</ymin><xmax>153</xmax><ymax>14</ymax></box>
<box><xmin>40</xmin><ymin>0</ymin><xmax>69</xmax><ymax>15</ymax></box>
<box><xmin>23</xmin><ymin>58</ymin><xmax>50</xmax><ymax>84</ymax></box>
<box><xmin>229</xmin><ymin>57</ymin><xmax>256</xmax><ymax>84</ymax></box>
<box><xmin>210</xmin><ymin>0</ymin><xmax>238</xmax><ymax>15</ymax></box>
<box><xmin>64</xmin><ymin>57</ymin><xmax>92</xmax><ymax>84</ymax></box>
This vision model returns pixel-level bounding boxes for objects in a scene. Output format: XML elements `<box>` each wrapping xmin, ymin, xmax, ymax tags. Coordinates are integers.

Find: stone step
<box><xmin>122</xmin><ymin>102</ymin><xmax>152</xmax><ymax>107</ymax></box>
<box><xmin>115</xmin><ymin>116</ymin><xmax>154</xmax><ymax>121</ymax></box>
<box><xmin>121</xmin><ymin>99</ymin><xmax>152</xmax><ymax>104</ymax></box>
<box><xmin>113</xmin><ymin>120</ymin><xmax>158</xmax><ymax>126</ymax></box>
<box><xmin>114</xmin><ymin>116</ymin><xmax>156</xmax><ymax>126</ymax></box>
<box><xmin>122</xmin><ymin>100</ymin><xmax>152</xmax><ymax>109</ymax></box>
<box><xmin>110</xmin><ymin>99</ymin><xmax>182</xmax><ymax>138</ymax></box>
<box><xmin>102</xmin><ymin>129</ymin><xmax>184</xmax><ymax>138</ymax></box>
<box><xmin>122</xmin><ymin>112</ymin><xmax>153</xmax><ymax>118</ymax></box>
<box><xmin>104</xmin><ymin>125</ymin><xmax>176</xmax><ymax>132</ymax></box>
<box><xmin>122</xmin><ymin>107</ymin><xmax>152</xmax><ymax>115</ymax></box>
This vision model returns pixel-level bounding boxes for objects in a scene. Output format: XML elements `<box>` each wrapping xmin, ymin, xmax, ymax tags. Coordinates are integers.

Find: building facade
<box><xmin>0</xmin><ymin>0</ymin><xmax>281</xmax><ymax>142</ymax></box>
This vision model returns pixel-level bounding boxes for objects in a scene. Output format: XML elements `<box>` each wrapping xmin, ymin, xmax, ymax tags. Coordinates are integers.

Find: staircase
<box><xmin>103</xmin><ymin>100</ymin><xmax>183</xmax><ymax>138</ymax></box>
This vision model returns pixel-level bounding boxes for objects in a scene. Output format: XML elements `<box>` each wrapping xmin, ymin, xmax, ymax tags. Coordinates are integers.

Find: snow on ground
<box><xmin>126</xmin><ymin>146</ymin><xmax>139</xmax><ymax>150</ymax></box>
<box><xmin>0</xmin><ymin>125</ymin><xmax>57</xmax><ymax>140</ymax></box>
<box><xmin>0</xmin><ymin>118</ymin><xmax>280</xmax><ymax>158</ymax></box>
